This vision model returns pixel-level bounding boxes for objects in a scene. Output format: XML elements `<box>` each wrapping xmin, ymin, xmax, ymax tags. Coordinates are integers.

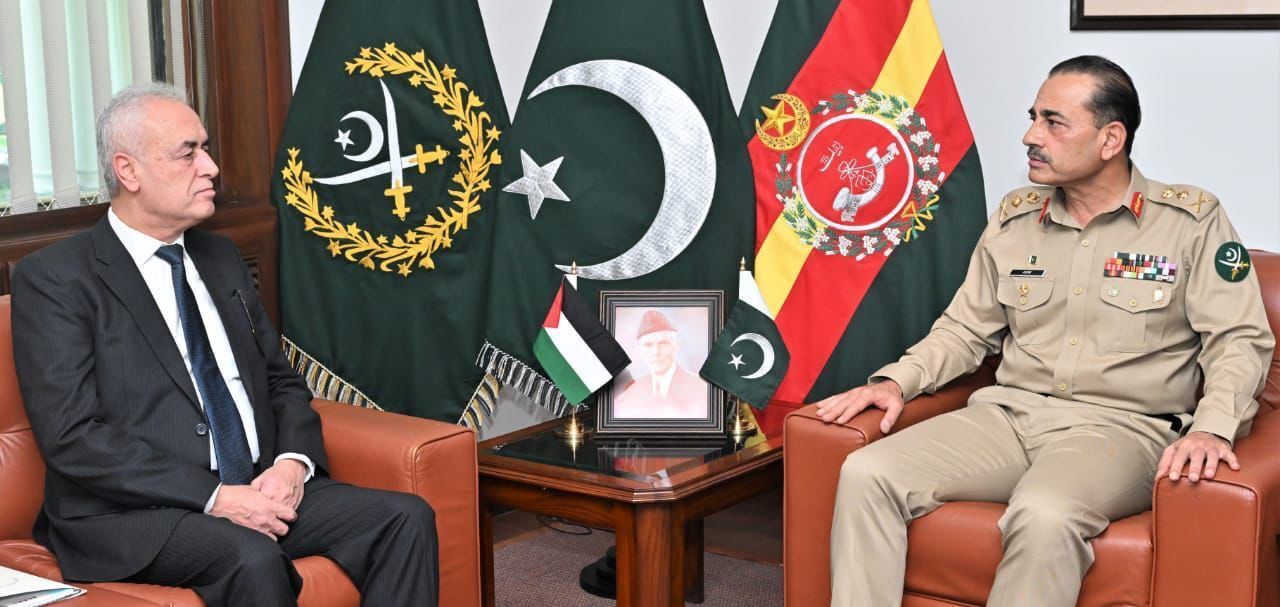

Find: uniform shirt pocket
<box><xmin>1098</xmin><ymin>278</ymin><xmax>1173</xmax><ymax>352</ymax></box>
<box><xmin>996</xmin><ymin>277</ymin><xmax>1055</xmax><ymax>345</ymax></box>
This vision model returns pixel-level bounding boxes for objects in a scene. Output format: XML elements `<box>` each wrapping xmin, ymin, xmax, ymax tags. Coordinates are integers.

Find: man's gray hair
<box><xmin>96</xmin><ymin>83</ymin><xmax>190</xmax><ymax>197</ymax></box>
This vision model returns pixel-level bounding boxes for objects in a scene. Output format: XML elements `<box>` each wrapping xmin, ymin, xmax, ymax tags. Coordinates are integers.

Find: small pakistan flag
<box><xmin>700</xmin><ymin>266</ymin><xmax>790</xmax><ymax>409</ymax></box>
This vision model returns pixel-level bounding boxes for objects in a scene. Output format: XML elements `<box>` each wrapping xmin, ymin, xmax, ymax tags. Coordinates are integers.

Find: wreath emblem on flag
<box><xmin>278</xmin><ymin>42</ymin><xmax>502</xmax><ymax>276</ymax></box>
<box><xmin>759</xmin><ymin>90</ymin><xmax>944</xmax><ymax>260</ymax></box>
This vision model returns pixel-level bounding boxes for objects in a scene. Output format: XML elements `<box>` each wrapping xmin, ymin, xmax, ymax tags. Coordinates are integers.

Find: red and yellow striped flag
<box><xmin>743</xmin><ymin>0</ymin><xmax>986</xmax><ymax>432</ymax></box>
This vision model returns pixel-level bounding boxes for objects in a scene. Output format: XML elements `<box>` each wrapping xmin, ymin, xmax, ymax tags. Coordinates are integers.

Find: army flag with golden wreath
<box><xmin>272</xmin><ymin>0</ymin><xmax>507</xmax><ymax>424</ymax></box>
<box><xmin>740</xmin><ymin>0</ymin><xmax>987</xmax><ymax>430</ymax></box>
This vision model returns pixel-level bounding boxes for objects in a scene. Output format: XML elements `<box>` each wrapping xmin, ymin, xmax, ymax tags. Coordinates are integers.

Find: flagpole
<box><xmin>728</xmin><ymin>257</ymin><xmax>758</xmax><ymax>443</ymax></box>
<box><xmin>554</xmin><ymin>261</ymin><xmax>591</xmax><ymax>446</ymax></box>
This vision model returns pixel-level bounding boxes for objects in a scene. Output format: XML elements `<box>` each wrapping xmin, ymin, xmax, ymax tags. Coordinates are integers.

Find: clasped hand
<box><xmin>209</xmin><ymin>459</ymin><xmax>307</xmax><ymax>540</ymax></box>
<box><xmin>814</xmin><ymin>380</ymin><xmax>906</xmax><ymax>434</ymax></box>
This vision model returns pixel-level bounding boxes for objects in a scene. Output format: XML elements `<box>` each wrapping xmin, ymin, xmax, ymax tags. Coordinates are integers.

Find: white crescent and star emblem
<box><xmin>729</xmin><ymin>332</ymin><xmax>775</xmax><ymax>380</ymax></box>
<box><xmin>512</xmin><ymin>59</ymin><xmax>717</xmax><ymax>282</ymax></box>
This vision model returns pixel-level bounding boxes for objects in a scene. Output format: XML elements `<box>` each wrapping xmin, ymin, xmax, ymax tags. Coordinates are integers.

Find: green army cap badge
<box><xmin>1215</xmin><ymin>242</ymin><xmax>1251</xmax><ymax>282</ymax></box>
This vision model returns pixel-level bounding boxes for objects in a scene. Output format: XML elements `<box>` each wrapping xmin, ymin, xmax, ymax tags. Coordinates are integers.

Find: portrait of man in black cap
<box><xmin>612</xmin><ymin>309</ymin><xmax>710</xmax><ymax>419</ymax></box>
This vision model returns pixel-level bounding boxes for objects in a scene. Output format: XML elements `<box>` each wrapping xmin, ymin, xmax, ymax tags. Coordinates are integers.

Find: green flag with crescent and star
<box><xmin>271</xmin><ymin>0</ymin><xmax>507</xmax><ymax>424</ymax></box>
<box><xmin>701</xmin><ymin>268</ymin><xmax>791</xmax><ymax>409</ymax></box>
<box><xmin>476</xmin><ymin>0</ymin><xmax>755</xmax><ymax>415</ymax></box>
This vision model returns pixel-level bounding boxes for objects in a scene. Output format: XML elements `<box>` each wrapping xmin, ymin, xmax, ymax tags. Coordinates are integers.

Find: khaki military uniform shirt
<box><xmin>875</xmin><ymin>165</ymin><xmax>1275</xmax><ymax>443</ymax></box>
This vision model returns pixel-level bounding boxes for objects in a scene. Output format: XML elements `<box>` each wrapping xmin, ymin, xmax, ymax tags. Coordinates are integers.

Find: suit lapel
<box><xmin>91</xmin><ymin>219</ymin><xmax>202</xmax><ymax>412</ymax></box>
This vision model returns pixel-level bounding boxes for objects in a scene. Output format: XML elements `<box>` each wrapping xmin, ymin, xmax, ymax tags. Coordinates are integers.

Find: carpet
<box><xmin>494</xmin><ymin>526</ymin><xmax>783</xmax><ymax>606</ymax></box>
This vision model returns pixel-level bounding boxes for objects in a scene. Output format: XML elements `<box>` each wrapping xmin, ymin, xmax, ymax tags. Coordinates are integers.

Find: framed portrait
<box><xmin>1070</xmin><ymin>0</ymin><xmax>1280</xmax><ymax>30</ymax></box>
<box><xmin>596</xmin><ymin>290</ymin><xmax>726</xmax><ymax>437</ymax></box>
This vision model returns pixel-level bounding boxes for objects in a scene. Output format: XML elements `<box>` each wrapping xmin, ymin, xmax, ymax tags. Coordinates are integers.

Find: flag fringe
<box><xmin>475</xmin><ymin>340</ymin><xmax>575</xmax><ymax>417</ymax></box>
<box><xmin>280</xmin><ymin>336</ymin><xmax>382</xmax><ymax>410</ymax></box>
<box><xmin>459</xmin><ymin>373</ymin><xmax>500</xmax><ymax>430</ymax></box>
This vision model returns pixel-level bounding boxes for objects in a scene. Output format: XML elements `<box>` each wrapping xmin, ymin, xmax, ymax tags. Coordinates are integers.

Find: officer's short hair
<box><xmin>1049</xmin><ymin>55</ymin><xmax>1141</xmax><ymax>157</ymax></box>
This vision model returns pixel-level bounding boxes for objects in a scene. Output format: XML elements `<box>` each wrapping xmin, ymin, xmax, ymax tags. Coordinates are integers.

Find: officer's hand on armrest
<box><xmin>210</xmin><ymin>484</ymin><xmax>298</xmax><ymax>541</ymax></box>
<box><xmin>1155</xmin><ymin>431</ymin><xmax>1239</xmax><ymax>483</ymax></box>
<box><xmin>814</xmin><ymin>380</ymin><xmax>906</xmax><ymax>433</ymax></box>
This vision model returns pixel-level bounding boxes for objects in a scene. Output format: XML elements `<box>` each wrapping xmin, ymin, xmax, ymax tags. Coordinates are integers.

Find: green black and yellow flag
<box><xmin>271</xmin><ymin>0</ymin><xmax>507</xmax><ymax>424</ymax></box>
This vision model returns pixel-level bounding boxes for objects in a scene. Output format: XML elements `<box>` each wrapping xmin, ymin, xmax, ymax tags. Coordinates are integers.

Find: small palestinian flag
<box><xmin>533</xmin><ymin>275</ymin><xmax>630</xmax><ymax>404</ymax></box>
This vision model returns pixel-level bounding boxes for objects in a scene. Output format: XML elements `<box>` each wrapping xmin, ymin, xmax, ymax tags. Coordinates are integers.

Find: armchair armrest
<box><xmin>782</xmin><ymin>363</ymin><xmax>995</xmax><ymax>607</ymax></box>
<box><xmin>311</xmin><ymin>399</ymin><xmax>480</xmax><ymax>607</ymax></box>
<box><xmin>1152</xmin><ymin>409</ymin><xmax>1280</xmax><ymax>607</ymax></box>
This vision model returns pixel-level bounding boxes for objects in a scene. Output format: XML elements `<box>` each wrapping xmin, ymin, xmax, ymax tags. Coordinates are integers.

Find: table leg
<box><xmin>480</xmin><ymin>502</ymin><xmax>495</xmax><ymax>607</ymax></box>
<box><xmin>684</xmin><ymin>519</ymin><xmax>705</xmax><ymax>603</ymax></box>
<box><xmin>616</xmin><ymin>503</ymin><xmax>681</xmax><ymax>606</ymax></box>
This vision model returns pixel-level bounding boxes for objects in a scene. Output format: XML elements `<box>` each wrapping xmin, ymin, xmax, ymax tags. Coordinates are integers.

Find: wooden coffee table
<box><xmin>478</xmin><ymin>414</ymin><xmax>782</xmax><ymax>607</ymax></box>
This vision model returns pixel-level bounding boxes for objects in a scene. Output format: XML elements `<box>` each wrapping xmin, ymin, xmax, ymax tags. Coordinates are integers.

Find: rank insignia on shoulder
<box><xmin>1103</xmin><ymin>251</ymin><xmax>1177</xmax><ymax>283</ymax></box>
<box><xmin>1150</xmin><ymin>182</ymin><xmax>1218</xmax><ymax>219</ymax></box>
<box><xmin>1215</xmin><ymin>242</ymin><xmax>1251</xmax><ymax>282</ymax></box>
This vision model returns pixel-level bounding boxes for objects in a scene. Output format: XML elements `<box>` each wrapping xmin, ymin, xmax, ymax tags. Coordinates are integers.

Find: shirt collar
<box><xmin>107</xmin><ymin>207</ymin><xmax>187</xmax><ymax>267</ymax></box>
<box><xmin>1041</xmin><ymin>164</ymin><xmax>1149</xmax><ymax>229</ymax></box>
<box><xmin>651</xmin><ymin>365</ymin><xmax>676</xmax><ymax>396</ymax></box>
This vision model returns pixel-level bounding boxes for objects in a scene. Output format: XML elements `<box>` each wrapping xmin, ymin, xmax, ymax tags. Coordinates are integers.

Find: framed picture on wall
<box><xmin>1071</xmin><ymin>0</ymin><xmax>1280</xmax><ymax>30</ymax></box>
<box><xmin>596</xmin><ymin>290</ymin><xmax>726</xmax><ymax>437</ymax></box>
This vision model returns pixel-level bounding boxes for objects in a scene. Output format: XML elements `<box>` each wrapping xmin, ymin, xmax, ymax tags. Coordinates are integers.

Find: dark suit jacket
<box><xmin>11</xmin><ymin>217</ymin><xmax>329</xmax><ymax>582</ymax></box>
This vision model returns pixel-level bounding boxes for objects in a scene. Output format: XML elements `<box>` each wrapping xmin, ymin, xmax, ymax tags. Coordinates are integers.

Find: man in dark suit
<box><xmin>11</xmin><ymin>83</ymin><xmax>439</xmax><ymax>607</ymax></box>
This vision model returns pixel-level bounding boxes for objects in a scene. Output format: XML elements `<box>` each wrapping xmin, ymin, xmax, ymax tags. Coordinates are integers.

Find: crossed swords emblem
<box><xmin>1218</xmin><ymin>244</ymin><xmax>1250</xmax><ymax>280</ymax></box>
<box><xmin>314</xmin><ymin>81</ymin><xmax>449</xmax><ymax>221</ymax></box>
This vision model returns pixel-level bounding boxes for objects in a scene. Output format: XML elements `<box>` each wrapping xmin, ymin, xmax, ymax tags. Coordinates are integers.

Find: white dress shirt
<box><xmin>650</xmin><ymin>365</ymin><xmax>676</xmax><ymax>398</ymax></box>
<box><xmin>108</xmin><ymin>210</ymin><xmax>312</xmax><ymax>511</ymax></box>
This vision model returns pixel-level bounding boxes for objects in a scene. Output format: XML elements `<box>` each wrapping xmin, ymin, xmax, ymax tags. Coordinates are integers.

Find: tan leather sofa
<box><xmin>0</xmin><ymin>296</ymin><xmax>482</xmax><ymax>606</ymax></box>
<box><xmin>784</xmin><ymin>250</ymin><xmax>1280</xmax><ymax>607</ymax></box>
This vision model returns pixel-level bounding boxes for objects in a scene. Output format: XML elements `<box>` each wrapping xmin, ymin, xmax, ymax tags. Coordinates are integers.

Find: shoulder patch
<box><xmin>998</xmin><ymin>186</ymin><xmax>1052</xmax><ymax>224</ymax></box>
<box><xmin>1214</xmin><ymin>242</ymin><xmax>1251</xmax><ymax>282</ymax></box>
<box><xmin>1148</xmin><ymin>181</ymin><xmax>1218</xmax><ymax>220</ymax></box>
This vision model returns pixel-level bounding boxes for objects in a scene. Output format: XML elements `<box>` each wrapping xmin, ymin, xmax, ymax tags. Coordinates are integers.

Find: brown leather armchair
<box><xmin>784</xmin><ymin>250</ymin><xmax>1280</xmax><ymax>607</ymax></box>
<box><xmin>0</xmin><ymin>296</ymin><xmax>482</xmax><ymax>607</ymax></box>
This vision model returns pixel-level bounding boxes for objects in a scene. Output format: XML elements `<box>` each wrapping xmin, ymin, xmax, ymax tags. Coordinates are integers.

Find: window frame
<box><xmin>0</xmin><ymin>0</ymin><xmax>291</xmax><ymax>319</ymax></box>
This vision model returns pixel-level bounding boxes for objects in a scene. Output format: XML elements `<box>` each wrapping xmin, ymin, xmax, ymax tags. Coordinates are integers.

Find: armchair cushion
<box><xmin>902</xmin><ymin>503</ymin><xmax>1153</xmax><ymax>607</ymax></box>
<box><xmin>313</xmin><ymin>400</ymin><xmax>481</xmax><ymax>607</ymax></box>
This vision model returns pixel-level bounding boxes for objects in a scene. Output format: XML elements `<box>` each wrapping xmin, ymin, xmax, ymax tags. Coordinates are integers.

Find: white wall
<box><xmin>287</xmin><ymin>0</ymin><xmax>1280</xmax><ymax>436</ymax></box>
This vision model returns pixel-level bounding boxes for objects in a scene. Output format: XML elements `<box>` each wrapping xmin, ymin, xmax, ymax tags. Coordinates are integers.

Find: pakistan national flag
<box><xmin>272</xmin><ymin>0</ymin><xmax>507</xmax><ymax>423</ymax></box>
<box><xmin>701</xmin><ymin>268</ymin><xmax>790</xmax><ymax>409</ymax></box>
<box><xmin>478</xmin><ymin>0</ymin><xmax>755</xmax><ymax>414</ymax></box>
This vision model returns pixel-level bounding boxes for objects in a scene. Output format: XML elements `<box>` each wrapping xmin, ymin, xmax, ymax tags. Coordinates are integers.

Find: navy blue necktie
<box><xmin>155</xmin><ymin>244</ymin><xmax>254</xmax><ymax>485</ymax></box>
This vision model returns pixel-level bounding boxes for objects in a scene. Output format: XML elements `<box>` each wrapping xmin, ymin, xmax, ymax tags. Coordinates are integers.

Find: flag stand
<box><xmin>553</xmin><ymin>406</ymin><xmax>591</xmax><ymax>444</ymax></box>
<box><xmin>728</xmin><ymin>397</ymin><xmax>757</xmax><ymax>442</ymax></box>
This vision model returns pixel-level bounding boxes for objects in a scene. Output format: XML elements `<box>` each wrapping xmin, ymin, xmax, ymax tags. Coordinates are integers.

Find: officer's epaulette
<box><xmin>997</xmin><ymin>186</ymin><xmax>1052</xmax><ymax>224</ymax></box>
<box><xmin>1146</xmin><ymin>181</ymin><xmax>1218</xmax><ymax>221</ymax></box>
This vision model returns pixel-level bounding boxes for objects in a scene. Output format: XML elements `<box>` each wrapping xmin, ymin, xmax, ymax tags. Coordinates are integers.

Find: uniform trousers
<box><xmin>830</xmin><ymin>391</ymin><xmax>1178</xmax><ymax>607</ymax></box>
<box><xmin>127</xmin><ymin>480</ymin><xmax>438</xmax><ymax>607</ymax></box>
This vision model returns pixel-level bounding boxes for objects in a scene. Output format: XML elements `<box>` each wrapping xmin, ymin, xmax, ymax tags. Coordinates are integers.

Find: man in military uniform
<box><xmin>816</xmin><ymin>55</ymin><xmax>1274</xmax><ymax>606</ymax></box>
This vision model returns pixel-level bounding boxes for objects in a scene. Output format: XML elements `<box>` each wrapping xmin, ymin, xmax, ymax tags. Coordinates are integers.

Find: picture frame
<box><xmin>596</xmin><ymin>290</ymin><xmax>726</xmax><ymax>437</ymax></box>
<box><xmin>1070</xmin><ymin>0</ymin><xmax>1280</xmax><ymax>30</ymax></box>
